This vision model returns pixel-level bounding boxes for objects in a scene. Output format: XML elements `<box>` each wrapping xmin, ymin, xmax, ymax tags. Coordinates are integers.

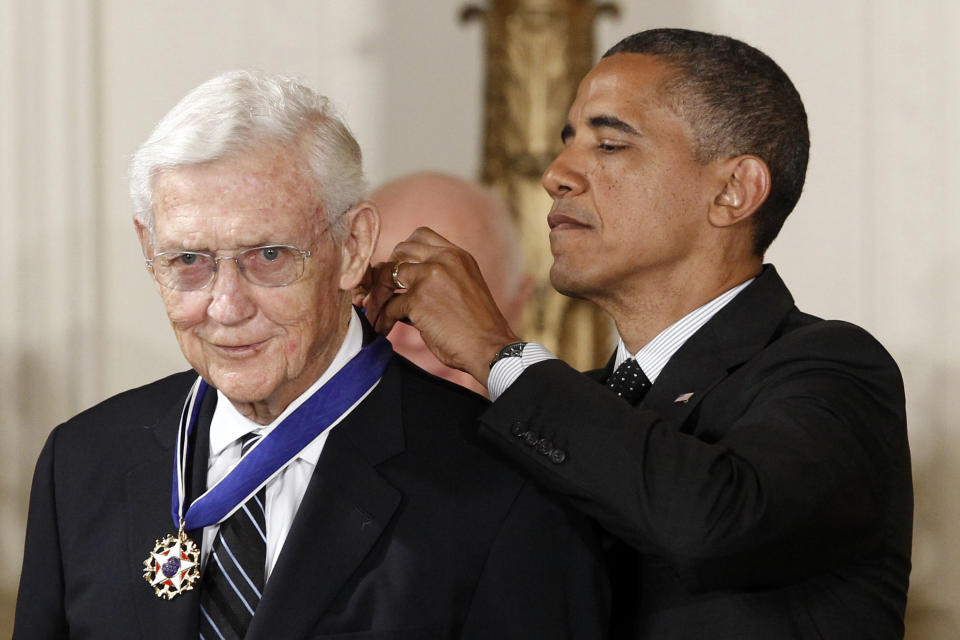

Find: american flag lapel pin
<box><xmin>673</xmin><ymin>392</ymin><xmax>694</xmax><ymax>404</ymax></box>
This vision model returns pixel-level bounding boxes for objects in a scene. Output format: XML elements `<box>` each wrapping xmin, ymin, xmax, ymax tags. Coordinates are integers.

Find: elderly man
<box><xmin>14</xmin><ymin>71</ymin><xmax>607</xmax><ymax>639</ymax></box>
<box><xmin>372</xmin><ymin>172</ymin><xmax>532</xmax><ymax>395</ymax></box>
<box><xmin>365</xmin><ymin>29</ymin><xmax>913</xmax><ymax>638</ymax></box>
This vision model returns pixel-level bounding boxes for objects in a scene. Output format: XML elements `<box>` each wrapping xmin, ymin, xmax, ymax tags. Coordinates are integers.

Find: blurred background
<box><xmin>1</xmin><ymin>1</ymin><xmax>957</xmax><ymax>637</ymax></box>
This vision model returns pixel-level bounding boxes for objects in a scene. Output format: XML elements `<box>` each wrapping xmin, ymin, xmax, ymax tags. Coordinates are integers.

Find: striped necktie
<box><xmin>199</xmin><ymin>433</ymin><xmax>267</xmax><ymax>639</ymax></box>
<box><xmin>605</xmin><ymin>358</ymin><xmax>651</xmax><ymax>405</ymax></box>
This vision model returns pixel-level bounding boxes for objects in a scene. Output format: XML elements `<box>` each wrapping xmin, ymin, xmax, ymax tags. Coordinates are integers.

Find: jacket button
<box><xmin>510</xmin><ymin>421</ymin><xmax>526</xmax><ymax>437</ymax></box>
<box><xmin>536</xmin><ymin>439</ymin><xmax>553</xmax><ymax>455</ymax></box>
<box><xmin>549</xmin><ymin>448</ymin><xmax>567</xmax><ymax>464</ymax></box>
<box><xmin>523</xmin><ymin>431</ymin><xmax>540</xmax><ymax>447</ymax></box>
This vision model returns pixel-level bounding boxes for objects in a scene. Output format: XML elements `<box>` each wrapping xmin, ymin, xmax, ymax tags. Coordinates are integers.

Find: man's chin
<box><xmin>202</xmin><ymin>368</ymin><xmax>274</xmax><ymax>405</ymax></box>
<box><xmin>549</xmin><ymin>266</ymin><xmax>588</xmax><ymax>300</ymax></box>
<box><xmin>216</xmin><ymin>386</ymin><xmax>274</xmax><ymax>409</ymax></box>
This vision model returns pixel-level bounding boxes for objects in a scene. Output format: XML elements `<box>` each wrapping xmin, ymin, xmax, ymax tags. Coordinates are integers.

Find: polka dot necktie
<box><xmin>605</xmin><ymin>358</ymin><xmax>651</xmax><ymax>405</ymax></box>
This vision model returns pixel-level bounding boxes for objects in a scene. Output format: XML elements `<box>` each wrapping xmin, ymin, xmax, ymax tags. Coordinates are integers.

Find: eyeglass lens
<box><xmin>150</xmin><ymin>245</ymin><xmax>307</xmax><ymax>290</ymax></box>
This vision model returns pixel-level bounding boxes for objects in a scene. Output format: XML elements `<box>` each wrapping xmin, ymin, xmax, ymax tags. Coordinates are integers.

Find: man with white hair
<box><xmin>13</xmin><ymin>70</ymin><xmax>607</xmax><ymax>639</ymax></box>
<box><xmin>372</xmin><ymin>172</ymin><xmax>533</xmax><ymax>396</ymax></box>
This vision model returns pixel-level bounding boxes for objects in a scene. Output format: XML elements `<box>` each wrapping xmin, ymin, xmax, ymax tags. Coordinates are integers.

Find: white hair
<box><xmin>128</xmin><ymin>69</ymin><xmax>366</xmax><ymax>241</ymax></box>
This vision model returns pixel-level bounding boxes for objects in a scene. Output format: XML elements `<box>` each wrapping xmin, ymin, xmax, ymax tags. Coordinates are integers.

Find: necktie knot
<box><xmin>240</xmin><ymin>431</ymin><xmax>261</xmax><ymax>455</ymax></box>
<box><xmin>606</xmin><ymin>358</ymin><xmax>651</xmax><ymax>405</ymax></box>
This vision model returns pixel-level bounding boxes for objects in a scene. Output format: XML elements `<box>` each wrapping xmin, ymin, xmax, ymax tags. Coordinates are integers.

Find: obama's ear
<box><xmin>709</xmin><ymin>154</ymin><xmax>771</xmax><ymax>228</ymax></box>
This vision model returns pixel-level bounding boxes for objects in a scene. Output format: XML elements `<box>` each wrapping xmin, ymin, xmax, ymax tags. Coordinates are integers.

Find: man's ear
<box><xmin>338</xmin><ymin>201</ymin><xmax>380</xmax><ymax>291</ymax></box>
<box><xmin>134</xmin><ymin>218</ymin><xmax>153</xmax><ymax>257</ymax></box>
<box><xmin>709</xmin><ymin>155</ymin><xmax>771</xmax><ymax>228</ymax></box>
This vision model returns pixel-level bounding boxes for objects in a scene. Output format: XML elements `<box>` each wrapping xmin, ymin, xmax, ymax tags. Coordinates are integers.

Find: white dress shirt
<box><xmin>201</xmin><ymin>310</ymin><xmax>366</xmax><ymax>580</ymax></box>
<box><xmin>488</xmin><ymin>278</ymin><xmax>753</xmax><ymax>400</ymax></box>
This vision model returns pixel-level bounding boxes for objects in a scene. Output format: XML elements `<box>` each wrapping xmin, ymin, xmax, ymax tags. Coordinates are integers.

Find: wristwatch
<box><xmin>489</xmin><ymin>341</ymin><xmax>528</xmax><ymax>369</ymax></box>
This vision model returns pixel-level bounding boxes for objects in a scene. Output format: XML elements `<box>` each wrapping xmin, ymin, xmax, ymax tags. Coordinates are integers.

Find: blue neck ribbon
<box><xmin>171</xmin><ymin>335</ymin><xmax>393</xmax><ymax>531</ymax></box>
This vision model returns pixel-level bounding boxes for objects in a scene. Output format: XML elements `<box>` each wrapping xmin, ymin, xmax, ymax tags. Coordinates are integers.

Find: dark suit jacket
<box><xmin>14</xmin><ymin>353</ymin><xmax>609</xmax><ymax>639</ymax></box>
<box><xmin>478</xmin><ymin>266</ymin><xmax>912</xmax><ymax>639</ymax></box>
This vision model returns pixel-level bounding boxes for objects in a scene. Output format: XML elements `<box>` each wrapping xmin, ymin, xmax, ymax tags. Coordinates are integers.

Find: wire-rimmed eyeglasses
<box><xmin>145</xmin><ymin>244</ymin><xmax>312</xmax><ymax>291</ymax></box>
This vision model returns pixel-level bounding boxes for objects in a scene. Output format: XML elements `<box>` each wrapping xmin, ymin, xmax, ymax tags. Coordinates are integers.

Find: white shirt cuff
<box><xmin>487</xmin><ymin>342</ymin><xmax>556</xmax><ymax>401</ymax></box>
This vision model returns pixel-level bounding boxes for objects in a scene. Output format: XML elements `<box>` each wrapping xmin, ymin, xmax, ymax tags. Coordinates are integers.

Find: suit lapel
<box><xmin>643</xmin><ymin>266</ymin><xmax>795</xmax><ymax>429</ymax></box>
<box><xmin>641</xmin><ymin>328</ymin><xmax>732</xmax><ymax>429</ymax></box>
<box><xmin>125</xmin><ymin>374</ymin><xmax>213</xmax><ymax>639</ymax></box>
<box><xmin>589</xmin><ymin>348</ymin><xmax>724</xmax><ymax>429</ymax></box>
<box><xmin>589</xmin><ymin>266</ymin><xmax>796</xmax><ymax>430</ymax></box>
<box><xmin>247</xmin><ymin>357</ymin><xmax>405</xmax><ymax>640</ymax></box>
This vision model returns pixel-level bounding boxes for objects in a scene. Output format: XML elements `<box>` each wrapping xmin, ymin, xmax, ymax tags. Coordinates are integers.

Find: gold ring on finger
<box><xmin>391</xmin><ymin>262</ymin><xmax>408</xmax><ymax>290</ymax></box>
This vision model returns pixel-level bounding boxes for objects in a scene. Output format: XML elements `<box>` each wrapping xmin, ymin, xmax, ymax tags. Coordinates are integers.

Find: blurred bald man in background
<box><xmin>372</xmin><ymin>172</ymin><xmax>533</xmax><ymax>395</ymax></box>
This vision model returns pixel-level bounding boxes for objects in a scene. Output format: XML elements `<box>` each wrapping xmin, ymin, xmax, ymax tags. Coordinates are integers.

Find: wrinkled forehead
<box><xmin>154</xmin><ymin>145</ymin><xmax>316</xmax><ymax>206</ymax></box>
<box><xmin>150</xmin><ymin>150</ymin><xmax>322</xmax><ymax>248</ymax></box>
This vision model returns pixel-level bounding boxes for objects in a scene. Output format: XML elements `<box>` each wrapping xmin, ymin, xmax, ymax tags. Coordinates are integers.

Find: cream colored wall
<box><xmin>2</xmin><ymin>1</ymin><xmax>957</xmax><ymax>636</ymax></box>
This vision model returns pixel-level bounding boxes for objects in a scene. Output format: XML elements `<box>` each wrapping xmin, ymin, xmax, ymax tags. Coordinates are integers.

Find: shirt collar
<box><xmin>208</xmin><ymin>308</ymin><xmax>365</xmax><ymax>458</ymax></box>
<box><xmin>614</xmin><ymin>278</ymin><xmax>753</xmax><ymax>383</ymax></box>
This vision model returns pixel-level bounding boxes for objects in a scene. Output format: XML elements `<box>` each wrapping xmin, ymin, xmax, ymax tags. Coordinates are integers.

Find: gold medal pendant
<box><xmin>142</xmin><ymin>526</ymin><xmax>200</xmax><ymax>599</ymax></box>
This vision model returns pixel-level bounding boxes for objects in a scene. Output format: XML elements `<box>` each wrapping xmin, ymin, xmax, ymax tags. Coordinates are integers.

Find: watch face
<box><xmin>504</xmin><ymin>342</ymin><xmax>526</xmax><ymax>358</ymax></box>
<box><xmin>490</xmin><ymin>342</ymin><xmax>527</xmax><ymax>368</ymax></box>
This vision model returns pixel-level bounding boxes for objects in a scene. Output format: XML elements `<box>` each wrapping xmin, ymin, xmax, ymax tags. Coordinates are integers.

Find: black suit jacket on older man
<box><xmin>14</xmin><ymin>353</ymin><xmax>609</xmax><ymax>639</ymax></box>
<box><xmin>478</xmin><ymin>265</ymin><xmax>913</xmax><ymax>639</ymax></box>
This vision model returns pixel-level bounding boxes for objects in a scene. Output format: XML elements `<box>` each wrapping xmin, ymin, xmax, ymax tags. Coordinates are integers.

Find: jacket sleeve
<box><xmin>14</xmin><ymin>428</ymin><xmax>70</xmax><ymax>639</ymax></box>
<box><xmin>476</xmin><ymin>322</ymin><xmax>910</xmax><ymax>591</ymax></box>
<box><xmin>460</xmin><ymin>480</ymin><xmax>610</xmax><ymax>639</ymax></box>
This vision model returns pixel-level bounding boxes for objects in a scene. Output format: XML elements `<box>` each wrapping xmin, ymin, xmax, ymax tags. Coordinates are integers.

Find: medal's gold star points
<box><xmin>143</xmin><ymin>531</ymin><xmax>200</xmax><ymax>599</ymax></box>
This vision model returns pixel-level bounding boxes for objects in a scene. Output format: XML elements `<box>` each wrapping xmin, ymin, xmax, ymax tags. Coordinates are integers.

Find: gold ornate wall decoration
<box><xmin>463</xmin><ymin>0</ymin><xmax>619</xmax><ymax>371</ymax></box>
